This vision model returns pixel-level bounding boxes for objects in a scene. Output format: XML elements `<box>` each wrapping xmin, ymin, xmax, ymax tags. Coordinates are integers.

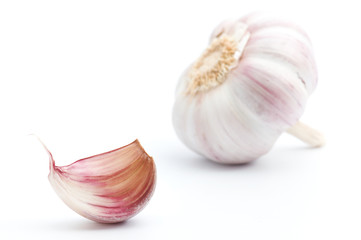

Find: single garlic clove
<box><xmin>40</xmin><ymin>139</ymin><xmax>156</xmax><ymax>223</ymax></box>
<box><xmin>173</xmin><ymin>13</ymin><xmax>324</xmax><ymax>164</ymax></box>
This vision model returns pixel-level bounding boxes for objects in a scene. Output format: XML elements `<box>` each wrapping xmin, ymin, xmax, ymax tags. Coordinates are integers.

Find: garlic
<box><xmin>39</xmin><ymin>138</ymin><xmax>156</xmax><ymax>223</ymax></box>
<box><xmin>172</xmin><ymin>13</ymin><xmax>324</xmax><ymax>164</ymax></box>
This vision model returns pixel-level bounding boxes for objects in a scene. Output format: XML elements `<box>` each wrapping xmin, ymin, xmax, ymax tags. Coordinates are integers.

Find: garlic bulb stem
<box><xmin>287</xmin><ymin>121</ymin><xmax>325</xmax><ymax>147</ymax></box>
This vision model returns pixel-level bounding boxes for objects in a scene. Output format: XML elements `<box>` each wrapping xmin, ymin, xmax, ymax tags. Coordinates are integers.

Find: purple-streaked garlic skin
<box><xmin>173</xmin><ymin>13</ymin><xmax>318</xmax><ymax>164</ymax></box>
<box><xmin>46</xmin><ymin>140</ymin><xmax>156</xmax><ymax>223</ymax></box>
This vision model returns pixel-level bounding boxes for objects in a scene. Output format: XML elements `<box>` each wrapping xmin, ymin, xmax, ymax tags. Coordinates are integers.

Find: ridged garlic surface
<box><xmin>173</xmin><ymin>13</ymin><xmax>323</xmax><ymax>164</ymax></box>
<box><xmin>42</xmin><ymin>139</ymin><xmax>156</xmax><ymax>223</ymax></box>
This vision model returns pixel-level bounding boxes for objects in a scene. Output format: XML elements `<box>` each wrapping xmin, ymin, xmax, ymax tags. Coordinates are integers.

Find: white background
<box><xmin>0</xmin><ymin>0</ymin><xmax>360</xmax><ymax>239</ymax></box>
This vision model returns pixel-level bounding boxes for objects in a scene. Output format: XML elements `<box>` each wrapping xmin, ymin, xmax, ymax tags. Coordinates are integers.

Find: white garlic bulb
<box><xmin>173</xmin><ymin>13</ymin><xmax>324</xmax><ymax>164</ymax></box>
<box><xmin>39</xmin><ymin>138</ymin><xmax>156</xmax><ymax>223</ymax></box>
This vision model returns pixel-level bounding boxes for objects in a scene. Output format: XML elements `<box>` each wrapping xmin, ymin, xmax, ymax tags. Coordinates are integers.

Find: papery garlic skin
<box><xmin>173</xmin><ymin>13</ymin><xmax>319</xmax><ymax>164</ymax></box>
<box><xmin>43</xmin><ymin>139</ymin><xmax>156</xmax><ymax>223</ymax></box>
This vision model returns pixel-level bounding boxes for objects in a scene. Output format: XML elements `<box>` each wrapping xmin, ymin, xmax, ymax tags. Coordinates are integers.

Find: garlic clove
<box><xmin>39</xmin><ymin>138</ymin><xmax>156</xmax><ymax>223</ymax></box>
<box><xmin>173</xmin><ymin>13</ymin><xmax>324</xmax><ymax>164</ymax></box>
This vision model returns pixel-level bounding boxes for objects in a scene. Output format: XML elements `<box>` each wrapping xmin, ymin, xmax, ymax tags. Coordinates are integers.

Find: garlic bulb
<box><xmin>40</xmin><ymin>139</ymin><xmax>156</xmax><ymax>223</ymax></box>
<box><xmin>173</xmin><ymin>13</ymin><xmax>324</xmax><ymax>164</ymax></box>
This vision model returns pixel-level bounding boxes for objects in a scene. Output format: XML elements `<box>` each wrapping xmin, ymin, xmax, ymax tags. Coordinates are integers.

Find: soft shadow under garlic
<box><xmin>166</xmin><ymin>139</ymin><xmax>320</xmax><ymax>175</ymax></box>
<box><xmin>45</xmin><ymin>218</ymin><xmax>140</xmax><ymax>232</ymax></box>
